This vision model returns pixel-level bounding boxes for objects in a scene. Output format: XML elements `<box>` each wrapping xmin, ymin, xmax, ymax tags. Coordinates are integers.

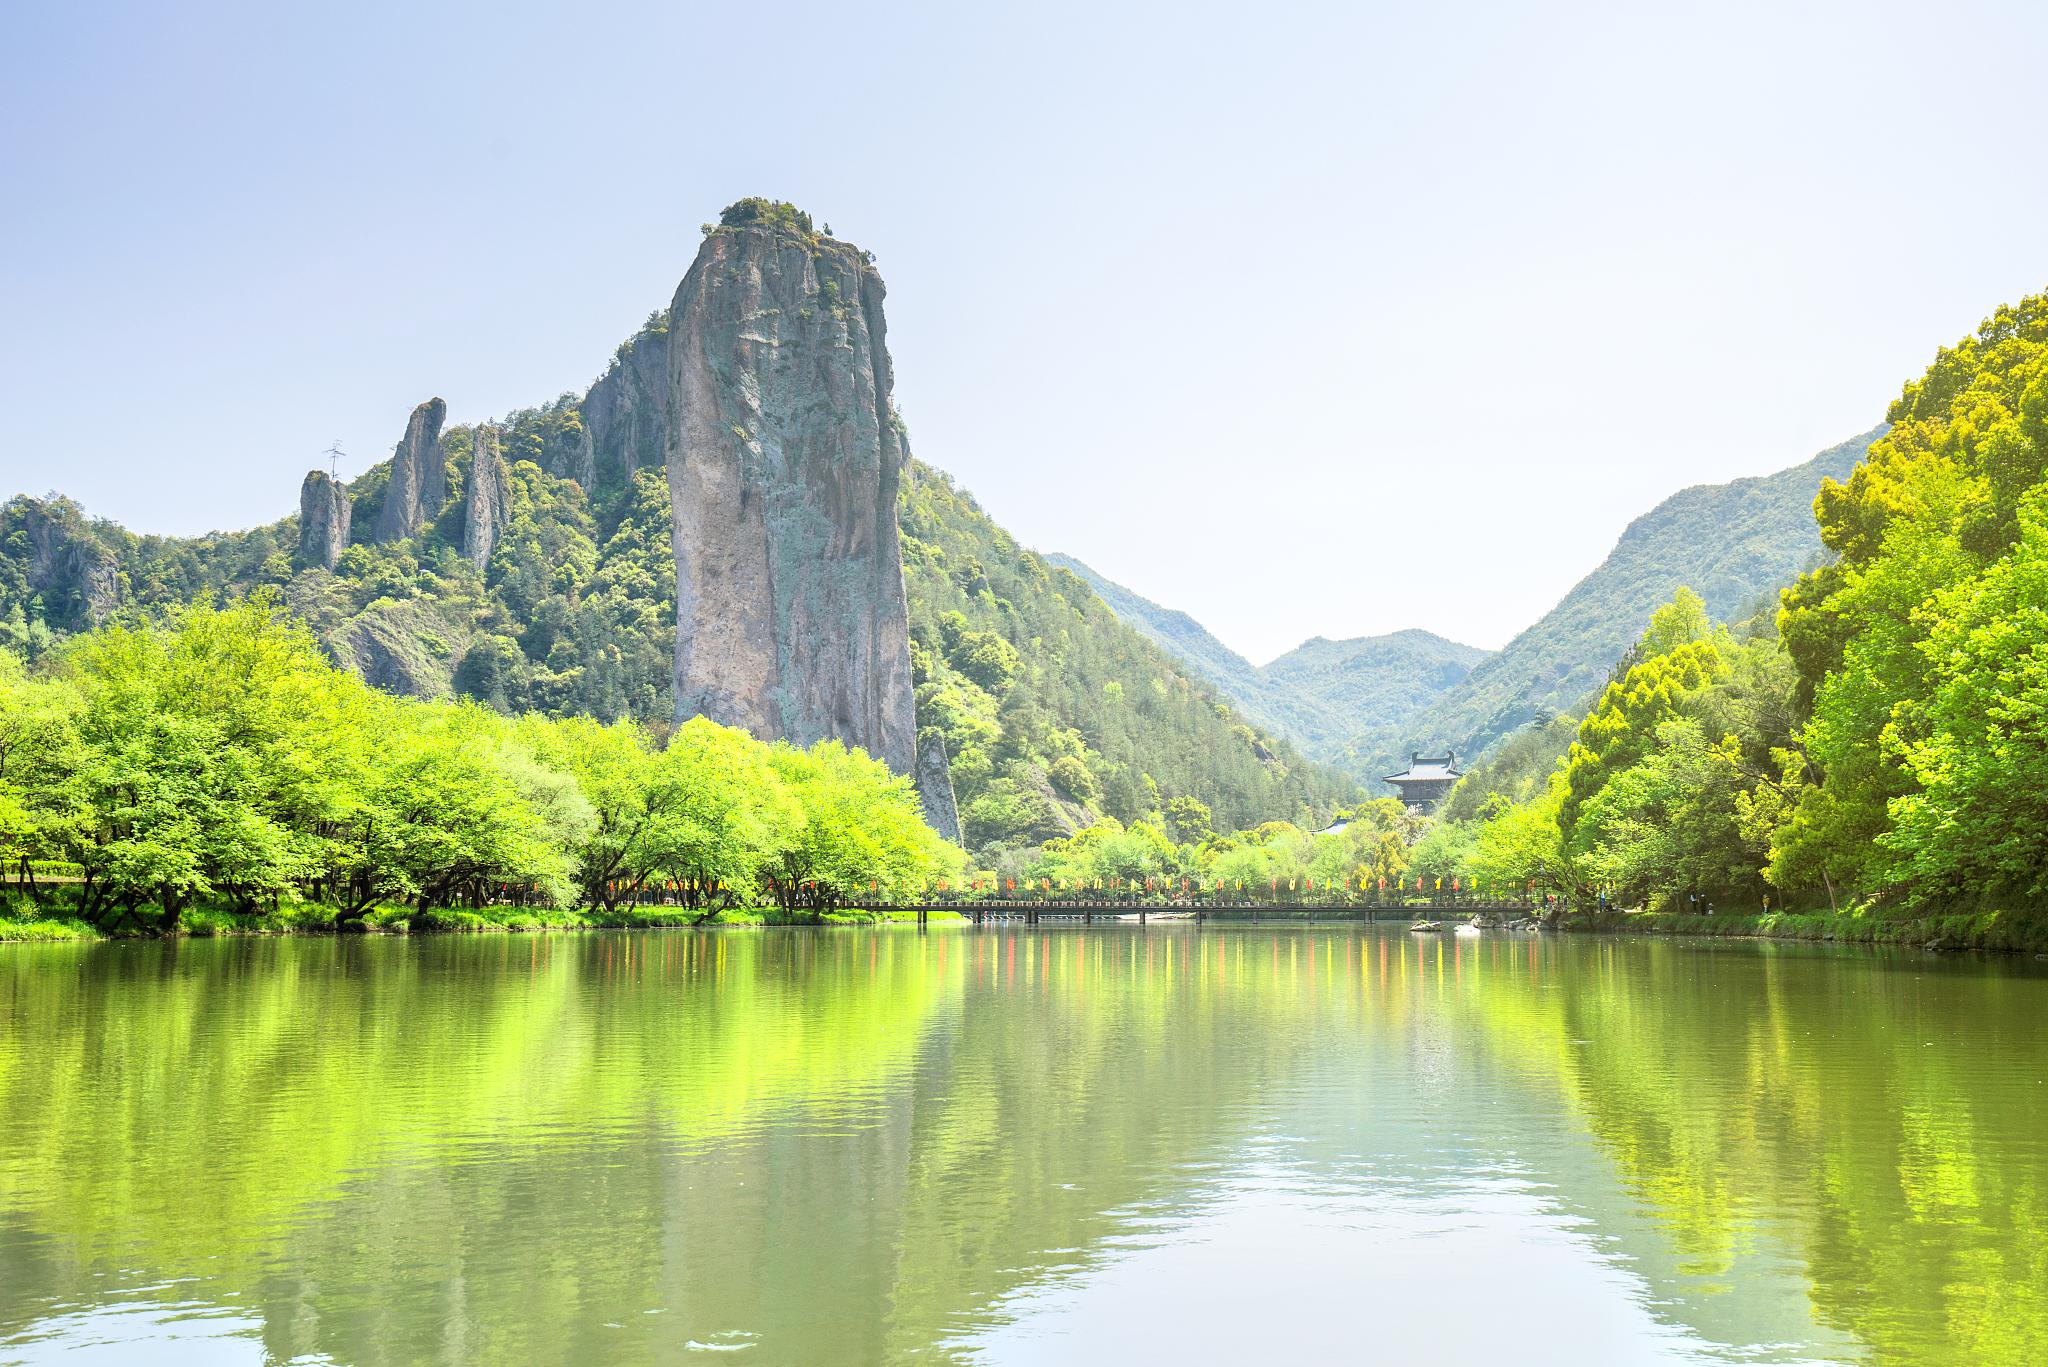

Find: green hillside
<box><xmin>1047</xmin><ymin>556</ymin><xmax>1485</xmax><ymax>765</ymax></box>
<box><xmin>1352</xmin><ymin>429</ymin><xmax>1882</xmax><ymax>778</ymax></box>
<box><xmin>1051</xmin><ymin>432</ymin><xmax>1880</xmax><ymax>792</ymax></box>
<box><xmin>1043</xmin><ymin>555</ymin><xmax>1329</xmax><ymax>740</ymax></box>
<box><xmin>901</xmin><ymin>470</ymin><xmax>1355</xmax><ymax>853</ymax></box>
<box><xmin>1261</xmin><ymin>630</ymin><xmax>1489</xmax><ymax>758</ymax></box>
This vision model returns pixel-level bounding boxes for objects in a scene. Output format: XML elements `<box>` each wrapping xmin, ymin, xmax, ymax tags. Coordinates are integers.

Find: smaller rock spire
<box><xmin>464</xmin><ymin>423</ymin><xmax>512</xmax><ymax>571</ymax></box>
<box><xmin>374</xmin><ymin>398</ymin><xmax>448</xmax><ymax>543</ymax></box>
<box><xmin>914</xmin><ymin>731</ymin><xmax>962</xmax><ymax>844</ymax></box>
<box><xmin>297</xmin><ymin>470</ymin><xmax>352</xmax><ymax>570</ymax></box>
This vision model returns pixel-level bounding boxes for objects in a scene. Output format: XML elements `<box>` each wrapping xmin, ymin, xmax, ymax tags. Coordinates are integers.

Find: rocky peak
<box><xmin>296</xmin><ymin>470</ymin><xmax>351</xmax><ymax>570</ymax></box>
<box><xmin>464</xmin><ymin>423</ymin><xmax>512</xmax><ymax>571</ymax></box>
<box><xmin>374</xmin><ymin>398</ymin><xmax>448</xmax><ymax>543</ymax></box>
<box><xmin>666</xmin><ymin>203</ymin><xmax>915</xmax><ymax>774</ymax></box>
<box><xmin>9</xmin><ymin>498</ymin><xmax>118</xmax><ymax>631</ymax></box>
<box><xmin>581</xmin><ymin>317</ymin><xmax>670</xmax><ymax>494</ymax></box>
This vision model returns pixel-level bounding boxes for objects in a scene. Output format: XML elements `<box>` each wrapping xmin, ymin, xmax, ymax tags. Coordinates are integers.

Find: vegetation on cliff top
<box><xmin>715</xmin><ymin>197</ymin><xmax>815</xmax><ymax>234</ymax></box>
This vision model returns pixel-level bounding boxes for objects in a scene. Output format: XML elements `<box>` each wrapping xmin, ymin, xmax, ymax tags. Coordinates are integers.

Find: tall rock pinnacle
<box><xmin>297</xmin><ymin>470</ymin><xmax>351</xmax><ymax>569</ymax></box>
<box><xmin>374</xmin><ymin>398</ymin><xmax>448</xmax><ymax>542</ymax></box>
<box><xmin>464</xmin><ymin>423</ymin><xmax>511</xmax><ymax>571</ymax></box>
<box><xmin>665</xmin><ymin>202</ymin><xmax>916</xmax><ymax>775</ymax></box>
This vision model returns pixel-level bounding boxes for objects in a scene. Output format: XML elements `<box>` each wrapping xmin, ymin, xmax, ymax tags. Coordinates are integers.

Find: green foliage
<box><xmin>1436</xmin><ymin>713</ymin><xmax>1578</xmax><ymax>822</ymax></box>
<box><xmin>0</xmin><ymin>599</ymin><xmax>960</xmax><ymax>931</ymax></box>
<box><xmin>1162</xmin><ymin>795</ymin><xmax>1212</xmax><ymax>844</ymax></box>
<box><xmin>716</xmin><ymin>198</ymin><xmax>816</xmax><ymax>235</ymax></box>
<box><xmin>1416</xmin><ymin>590</ymin><xmax>1804</xmax><ymax>908</ymax></box>
<box><xmin>1779</xmin><ymin>292</ymin><xmax>2048</xmax><ymax>902</ymax></box>
<box><xmin>901</xmin><ymin>465</ymin><xmax>1353</xmax><ymax>859</ymax></box>
<box><xmin>1016</xmin><ymin>797</ymin><xmax>1416</xmax><ymax>897</ymax></box>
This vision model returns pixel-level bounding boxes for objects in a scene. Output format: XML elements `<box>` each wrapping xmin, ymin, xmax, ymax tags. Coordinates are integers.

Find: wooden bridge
<box><xmin>881</xmin><ymin>898</ymin><xmax>1543</xmax><ymax>927</ymax></box>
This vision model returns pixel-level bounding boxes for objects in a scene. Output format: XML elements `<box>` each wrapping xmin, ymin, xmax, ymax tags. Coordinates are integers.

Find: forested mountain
<box><xmin>1262</xmin><ymin>631</ymin><xmax>1489</xmax><ymax>760</ymax></box>
<box><xmin>1043</xmin><ymin>556</ymin><xmax>1328</xmax><ymax>740</ymax></box>
<box><xmin>1055</xmin><ymin>430</ymin><xmax>1867</xmax><ymax>797</ymax></box>
<box><xmin>1345</xmin><ymin>429</ymin><xmax>1882</xmax><ymax>780</ymax></box>
<box><xmin>904</xmin><ymin>475</ymin><xmax>1353</xmax><ymax>851</ymax></box>
<box><xmin>0</xmin><ymin>454</ymin><xmax>1352</xmax><ymax>859</ymax></box>
<box><xmin>1048</xmin><ymin>556</ymin><xmax>1485</xmax><ymax>767</ymax></box>
<box><xmin>1408</xmin><ymin>289</ymin><xmax>2048</xmax><ymax>918</ymax></box>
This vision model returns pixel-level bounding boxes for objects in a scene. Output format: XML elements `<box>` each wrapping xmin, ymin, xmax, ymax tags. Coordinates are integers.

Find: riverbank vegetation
<box><xmin>0</xmin><ymin>597</ymin><xmax>960</xmax><ymax>937</ymax></box>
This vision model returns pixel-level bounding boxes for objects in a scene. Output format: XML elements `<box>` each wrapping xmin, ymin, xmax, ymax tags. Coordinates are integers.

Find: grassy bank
<box><xmin>0</xmin><ymin>904</ymin><xmax>966</xmax><ymax>943</ymax></box>
<box><xmin>1569</xmin><ymin>905</ymin><xmax>2048</xmax><ymax>954</ymax></box>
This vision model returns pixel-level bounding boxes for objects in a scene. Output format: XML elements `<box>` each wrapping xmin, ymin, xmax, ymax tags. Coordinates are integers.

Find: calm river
<box><xmin>1</xmin><ymin>927</ymin><xmax>2044</xmax><ymax>1365</ymax></box>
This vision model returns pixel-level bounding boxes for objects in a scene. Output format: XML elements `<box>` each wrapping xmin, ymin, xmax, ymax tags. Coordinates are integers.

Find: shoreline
<box><xmin>7</xmin><ymin>905</ymin><xmax>2046</xmax><ymax>956</ymax></box>
<box><xmin>1566</xmin><ymin>907</ymin><xmax>2048</xmax><ymax>956</ymax></box>
<box><xmin>0</xmin><ymin>906</ymin><xmax>968</xmax><ymax>944</ymax></box>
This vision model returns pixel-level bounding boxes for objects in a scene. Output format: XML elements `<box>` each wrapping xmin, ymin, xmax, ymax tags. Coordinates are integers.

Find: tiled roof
<box><xmin>1383</xmin><ymin>755</ymin><xmax>1459</xmax><ymax>783</ymax></box>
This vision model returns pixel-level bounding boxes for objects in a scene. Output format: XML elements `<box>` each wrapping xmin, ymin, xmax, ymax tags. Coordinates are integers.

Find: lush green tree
<box><xmin>1162</xmin><ymin>795</ymin><xmax>1212</xmax><ymax>844</ymax></box>
<box><xmin>1880</xmin><ymin>485</ymin><xmax>2048</xmax><ymax>895</ymax></box>
<box><xmin>1777</xmin><ymin>294</ymin><xmax>2048</xmax><ymax>901</ymax></box>
<box><xmin>765</xmin><ymin>740</ymin><xmax>960</xmax><ymax>912</ymax></box>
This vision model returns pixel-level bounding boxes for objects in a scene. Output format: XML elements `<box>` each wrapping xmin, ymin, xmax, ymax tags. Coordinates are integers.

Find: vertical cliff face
<box><xmin>297</xmin><ymin>471</ymin><xmax>351</xmax><ymax>569</ymax></box>
<box><xmin>665</xmin><ymin>208</ymin><xmax>916</xmax><ymax>776</ymax></box>
<box><xmin>464</xmin><ymin>424</ymin><xmax>512</xmax><ymax>571</ymax></box>
<box><xmin>12</xmin><ymin>499</ymin><xmax>118</xmax><ymax>631</ymax></box>
<box><xmin>374</xmin><ymin>398</ymin><xmax>448</xmax><ymax>543</ymax></box>
<box><xmin>914</xmin><ymin>732</ymin><xmax>962</xmax><ymax>844</ymax></box>
<box><xmin>583</xmin><ymin>325</ymin><xmax>671</xmax><ymax>494</ymax></box>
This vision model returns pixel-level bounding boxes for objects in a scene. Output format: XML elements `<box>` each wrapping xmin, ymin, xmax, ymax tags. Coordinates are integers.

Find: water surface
<box><xmin>1</xmin><ymin>927</ymin><xmax>2043</xmax><ymax>1364</ymax></box>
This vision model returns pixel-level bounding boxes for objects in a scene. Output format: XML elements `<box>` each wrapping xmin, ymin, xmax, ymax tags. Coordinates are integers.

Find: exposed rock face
<box><xmin>913</xmin><ymin>731</ymin><xmax>962</xmax><ymax>844</ymax></box>
<box><xmin>665</xmin><ymin>216</ymin><xmax>915</xmax><ymax>774</ymax></box>
<box><xmin>374</xmin><ymin>398</ymin><xmax>448</xmax><ymax>542</ymax></box>
<box><xmin>297</xmin><ymin>470</ymin><xmax>351</xmax><ymax>569</ymax></box>
<box><xmin>15</xmin><ymin>500</ymin><xmax>118</xmax><ymax>630</ymax></box>
<box><xmin>583</xmin><ymin>324</ymin><xmax>670</xmax><ymax>493</ymax></box>
<box><xmin>464</xmin><ymin>424</ymin><xmax>512</xmax><ymax>571</ymax></box>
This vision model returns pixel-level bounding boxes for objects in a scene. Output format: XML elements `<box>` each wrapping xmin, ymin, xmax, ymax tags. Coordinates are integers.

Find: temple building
<box><xmin>1382</xmin><ymin>752</ymin><xmax>1461</xmax><ymax>812</ymax></box>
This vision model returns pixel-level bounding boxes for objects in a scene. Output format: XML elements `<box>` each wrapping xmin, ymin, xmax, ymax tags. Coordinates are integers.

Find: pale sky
<box><xmin>4</xmin><ymin>1</ymin><xmax>2045</xmax><ymax>660</ymax></box>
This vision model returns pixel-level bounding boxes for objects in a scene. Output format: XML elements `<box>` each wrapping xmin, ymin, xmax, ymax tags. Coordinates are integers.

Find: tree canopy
<box><xmin>0</xmin><ymin>597</ymin><xmax>960</xmax><ymax>932</ymax></box>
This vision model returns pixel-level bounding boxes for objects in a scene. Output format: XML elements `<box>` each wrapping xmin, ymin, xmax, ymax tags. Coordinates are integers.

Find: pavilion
<box><xmin>1382</xmin><ymin>752</ymin><xmax>1461</xmax><ymax>812</ymax></box>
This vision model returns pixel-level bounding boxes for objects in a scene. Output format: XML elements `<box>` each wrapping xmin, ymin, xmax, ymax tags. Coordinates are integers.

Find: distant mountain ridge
<box><xmin>1348</xmin><ymin>428</ymin><xmax>1883</xmax><ymax>777</ymax></box>
<box><xmin>1045</xmin><ymin>555</ymin><xmax>1485</xmax><ymax>765</ymax></box>
<box><xmin>1056</xmin><ymin>429</ymin><xmax>1881</xmax><ymax>789</ymax></box>
<box><xmin>1263</xmin><ymin>631</ymin><xmax>1490</xmax><ymax>759</ymax></box>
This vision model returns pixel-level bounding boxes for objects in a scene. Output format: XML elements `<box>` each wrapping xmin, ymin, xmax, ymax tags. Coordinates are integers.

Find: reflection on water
<box><xmin>0</xmin><ymin>928</ymin><xmax>2043</xmax><ymax>1364</ymax></box>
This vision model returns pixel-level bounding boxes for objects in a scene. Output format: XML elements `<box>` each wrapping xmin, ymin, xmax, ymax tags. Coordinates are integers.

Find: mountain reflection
<box><xmin>1</xmin><ymin>929</ymin><xmax>2043</xmax><ymax>1365</ymax></box>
